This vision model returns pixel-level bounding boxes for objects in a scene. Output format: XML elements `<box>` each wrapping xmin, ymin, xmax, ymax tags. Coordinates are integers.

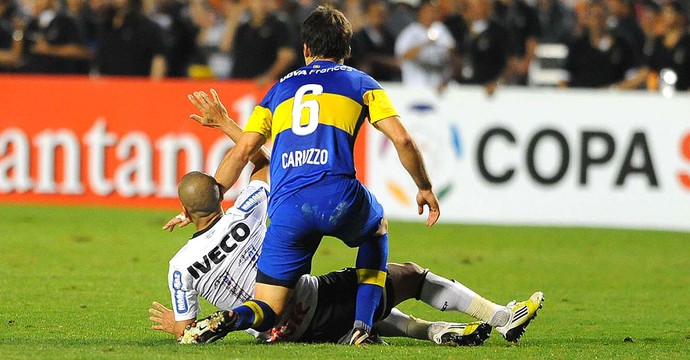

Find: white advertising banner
<box><xmin>367</xmin><ymin>85</ymin><xmax>690</xmax><ymax>231</ymax></box>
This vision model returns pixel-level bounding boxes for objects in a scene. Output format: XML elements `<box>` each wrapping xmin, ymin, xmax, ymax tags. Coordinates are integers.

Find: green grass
<box><xmin>1</xmin><ymin>203</ymin><xmax>689</xmax><ymax>359</ymax></box>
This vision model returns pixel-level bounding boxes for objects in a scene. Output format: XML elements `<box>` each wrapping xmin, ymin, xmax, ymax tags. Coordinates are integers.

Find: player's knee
<box><xmin>374</xmin><ymin>217</ymin><xmax>388</xmax><ymax>237</ymax></box>
<box><xmin>387</xmin><ymin>262</ymin><xmax>426</xmax><ymax>306</ymax></box>
<box><xmin>400</xmin><ymin>262</ymin><xmax>426</xmax><ymax>286</ymax></box>
<box><xmin>401</xmin><ymin>261</ymin><xmax>425</xmax><ymax>279</ymax></box>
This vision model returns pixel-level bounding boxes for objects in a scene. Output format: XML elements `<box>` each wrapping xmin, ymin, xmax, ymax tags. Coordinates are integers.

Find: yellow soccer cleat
<box><xmin>495</xmin><ymin>291</ymin><xmax>544</xmax><ymax>343</ymax></box>
<box><xmin>428</xmin><ymin>321</ymin><xmax>492</xmax><ymax>346</ymax></box>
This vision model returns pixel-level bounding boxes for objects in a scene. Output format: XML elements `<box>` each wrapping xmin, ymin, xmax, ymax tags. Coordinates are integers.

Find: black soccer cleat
<box><xmin>337</xmin><ymin>326</ymin><xmax>386</xmax><ymax>346</ymax></box>
<box><xmin>178</xmin><ymin>310</ymin><xmax>238</xmax><ymax>344</ymax></box>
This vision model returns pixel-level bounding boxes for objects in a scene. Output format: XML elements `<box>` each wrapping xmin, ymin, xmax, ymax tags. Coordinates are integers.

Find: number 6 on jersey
<box><xmin>291</xmin><ymin>84</ymin><xmax>323</xmax><ymax>136</ymax></box>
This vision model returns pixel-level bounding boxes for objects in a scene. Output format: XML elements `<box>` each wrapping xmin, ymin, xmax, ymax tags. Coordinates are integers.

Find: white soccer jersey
<box><xmin>166</xmin><ymin>179</ymin><xmax>320</xmax><ymax>342</ymax></box>
<box><xmin>168</xmin><ymin>180</ymin><xmax>269</xmax><ymax>321</ymax></box>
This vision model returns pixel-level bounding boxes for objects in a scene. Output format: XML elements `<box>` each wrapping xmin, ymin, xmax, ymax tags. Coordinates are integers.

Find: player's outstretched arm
<box><xmin>214</xmin><ymin>132</ymin><xmax>267</xmax><ymax>195</ymax></box>
<box><xmin>188</xmin><ymin>89</ymin><xmax>271</xmax><ymax>173</ymax></box>
<box><xmin>374</xmin><ymin>116</ymin><xmax>440</xmax><ymax>226</ymax></box>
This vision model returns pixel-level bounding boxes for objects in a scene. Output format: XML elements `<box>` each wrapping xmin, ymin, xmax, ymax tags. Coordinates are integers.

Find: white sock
<box><xmin>375</xmin><ymin>308</ymin><xmax>430</xmax><ymax>340</ymax></box>
<box><xmin>419</xmin><ymin>271</ymin><xmax>509</xmax><ymax>327</ymax></box>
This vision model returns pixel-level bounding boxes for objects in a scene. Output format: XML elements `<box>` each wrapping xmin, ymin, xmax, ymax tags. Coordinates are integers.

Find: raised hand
<box><xmin>187</xmin><ymin>89</ymin><xmax>231</xmax><ymax>129</ymax></box>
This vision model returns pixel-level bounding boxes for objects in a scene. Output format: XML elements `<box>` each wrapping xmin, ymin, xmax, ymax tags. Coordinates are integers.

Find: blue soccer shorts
<box><xmin>256</xmin><ymin>177</ymin><xmax>385</xmax><ymax>288</ymax></box>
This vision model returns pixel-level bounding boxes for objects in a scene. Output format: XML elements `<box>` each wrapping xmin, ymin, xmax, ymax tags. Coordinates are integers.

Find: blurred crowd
<box><xmin>0</xmin><ymin>0</ymin><xmax>688</xmax><ymax>92</ymax></box>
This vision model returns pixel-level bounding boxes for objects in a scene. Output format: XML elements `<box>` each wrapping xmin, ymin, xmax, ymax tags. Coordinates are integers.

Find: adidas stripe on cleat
<box><xmin>337</xmin><ymin>327</ymin><xmax>386</xmax><ymax>345</ymax></box>
<box><xmin>178</xmin><ymin>310</ymin><xmax>238</xmax><ymax>344</ymax></box>
<box><xmin>495</xmin><ymin>291</ymin><xmax>544</xmax><ymax>343</ymax></box>
<box><xmin>428</xmin><ymin>321</ymin><xmax>492</xmax><ymax>346</ymax></box>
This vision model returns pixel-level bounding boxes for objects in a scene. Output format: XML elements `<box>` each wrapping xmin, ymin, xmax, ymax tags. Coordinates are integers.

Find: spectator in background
<box><xmin>387</xmin><ymin>0</ymin><xmax>416</xmax><ymax>37</ymax></box>
<box><xmin>493</xmin><ymin>0</ymin><xmax>541</xmax><ymax>85</ymax></box>
<box><xmin>619</xmin><ymin>0</ymin><xmax>690</xmax><ymax>91</ymax></box>
<box><xmin>441</xmin><ymin>0</ymin><xmax>468</xmax><ymax>82</ymax></box>
<box><xmin>21</xmin><ymin>0</ymin><xmax>92</xmax><ymax>74</ymax></box>
<box><xmin>442</xmin><ymin>0</ymin><xmax>467</xmax><ymax>50</ymax></box>
<box><xmin>65</xmin><ymin>0</ymin><xmax>100</xmax><ymax>49</ymax></box>
<box><xmin>459</xmin><ymin>0</ymin><xmax>508</xmax><ymax>95</ymax></box>
<box><xmin>348</xmin><ymin>0</ymin><xmax>400</xmax><ymax>81</ymax></box>
<box><xmin>273</xmin><ymin>0</ymin><xmax>306</xmax><ymax>68</ymax></box>
<box><xmin>0</xmin><ymin>0</ymin><xmax>24</xmax><ymax>71</ymax></box>
<box><xmin>605</xmin><ymin>0</ymin><xmax>645</xmax><ymax>64</ymax></box>
<box><xmin>639</xmin><ymin>0</ymin><xmax>662</xmax><ymax>54</ymax></box>
<box><xmin>561</xmin><ymin>0</ymin><xmax>635</xmax><ymax>88</ymax></box>
<box><xmin>187</xmin><ymin>0</ymin><xmax>237</xmax><ymax>79</ymax></box>
<box><xmin>571</xmin><ymin>0</ymin><xmax>590</xmax><ymax>38</ymax></box>
<box><xmin>151</xmin><ymin>0</ymin><xmax>196</xmax><ymax>77</ymax></box>
<box><xmin>395</xmin><ymin>0</ymin><xmax>455</xmax><ymax>90</ymax></box>
<box><xmin>537</xmin><ymin>0</ymin><xmax>576</xmax><ymax>43</ymax></box>
<box><xmin>230</xmin><ymin>0</ymin><xmax>295</xmax><ymax>86</ymax></box>
<box><xmin>342</xmin><ymin>0</ymin><xmax>365</xmax><ymax>32</ymax></box>
<box><xmin>65</xmin><ymin>0</ymin><xmax>100</xmax><ymax>73</ymax></box>
<box><xmin>97</xmin><ymin>0</ymin><xmax>167</xmax><ymax>79</ymax></box>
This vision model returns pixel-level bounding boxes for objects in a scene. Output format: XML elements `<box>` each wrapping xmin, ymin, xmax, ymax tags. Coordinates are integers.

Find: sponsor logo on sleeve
<box><xmin>172</xmin><ymin>270</ymin><xmax>188</xmax><ymax>313</ymax></box>
<box><xmin>237</xmin><ymin>188</ymin><xmax>268</xmax><ymax>212</ymax></box>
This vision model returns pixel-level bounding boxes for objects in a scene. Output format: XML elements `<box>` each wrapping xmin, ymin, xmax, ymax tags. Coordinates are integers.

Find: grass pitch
<box><xmin>1</xmin><ymin>203</ymin><xmax>689</xmax><ymax>359</ymax></box>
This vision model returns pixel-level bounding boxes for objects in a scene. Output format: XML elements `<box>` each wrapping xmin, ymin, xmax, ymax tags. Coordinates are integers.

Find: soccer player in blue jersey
<box><xmin>184</xmin><ymin>5</ymin><xmax>440</xmax><ymax>345</ymax></box>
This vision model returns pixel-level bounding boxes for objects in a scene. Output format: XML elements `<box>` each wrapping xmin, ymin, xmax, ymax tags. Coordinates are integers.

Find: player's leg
<box><xmin>232</xmin><ymin>219</ymin><xmax>321</xmax><ymax>333</ymax></box>
<box><xmin>374</xmin><ymin>308</ymin><xmax>491</xmax><ymax>346</ymax></box>
<box><xmin>332</xmin><ymin>182</ymin><xmax>389</xmax><ymax>344</ymax></box>
<box><xmin>349</xmin><ymin>218</ymin><xmax>388</xmax><ymax>342</ymax></box>
<box><xmin>386</xmin><ymin>262</ymin><xmax>508</xmax><ymax>326</ymax></box>
<box><xmin>385</xmin><ymin>262</ymin><xmax>544</xmax><ymax>343</ymax></box>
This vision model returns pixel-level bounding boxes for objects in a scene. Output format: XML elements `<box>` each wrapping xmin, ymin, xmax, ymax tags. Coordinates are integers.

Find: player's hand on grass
<box><xmin>162</xmin><ymin>212</ymin><xmax>190</xmax><ymax>232</ymax></box>
<box><xmin>149</xmin><ymin>301</ymin><xmax>175</xmax><ymax>335</ymax></box>
<box><xmin>417</xmin><ymin>189</ymin><xmax>440</xmax><ymax>226</ymax></box>
<box><xmin>188</xmin><ymin>89</ymin><xmax>232</xmax><ymax>129</ymax></box>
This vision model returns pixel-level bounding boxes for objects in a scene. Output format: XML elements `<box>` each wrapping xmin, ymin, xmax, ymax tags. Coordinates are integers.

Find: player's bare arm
<box><xmin>214</xmin><ymin>131</ymin><xmax>266</xmax><ymax>195</ymax></box>
<box><xmin>374</xmin><ymin>115</ymin><xmax>440</xmax><ymax>226</ymax></box>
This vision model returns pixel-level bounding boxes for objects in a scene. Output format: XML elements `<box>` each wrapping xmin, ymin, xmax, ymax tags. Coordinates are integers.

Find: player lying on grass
<box><xmin>153</xmin><ymin>169</ymin><xmax>490</xmax><ymax>345</ymax></box>
<box><xmin>149</xmin><ymin>91</ymin><xmax>544</xmax><ymax>345</ymax></box>
<box><xmin>152</xmin><ymin>169</ymin><xmax>541</xmax><ymax>345</ymax></box>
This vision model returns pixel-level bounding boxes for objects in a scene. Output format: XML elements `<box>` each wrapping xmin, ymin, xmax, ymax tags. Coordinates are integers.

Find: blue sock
<box><xmin>231</xmin><ymin>299</ymin><xmax>276</xmax><ymax>332</ymax></box>
<box><xmin>354</xmin><ymin>233</ymin><xmax>389</xmax><ymax>332</ymax></box>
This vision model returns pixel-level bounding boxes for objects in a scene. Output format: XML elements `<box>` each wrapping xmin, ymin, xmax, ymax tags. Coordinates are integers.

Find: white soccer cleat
<box><xmin>495</xmin><ymin>291</ymin><xmax>544</xmax><ymax>343</ymax></box>
<box><xmin>428</xmin><ymin>321</ymin><xmax>491</xmax><ymax>346</ymax></box>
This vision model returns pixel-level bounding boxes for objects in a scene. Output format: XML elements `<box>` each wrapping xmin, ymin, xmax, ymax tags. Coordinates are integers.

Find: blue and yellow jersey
<box><xmin>244</xmin><ymin>60</ymin><xmax>398</xmax><ymax>214</ymax></box>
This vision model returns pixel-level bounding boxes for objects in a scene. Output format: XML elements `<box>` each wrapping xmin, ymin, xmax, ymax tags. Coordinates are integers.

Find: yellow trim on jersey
<box><xmin>272</xmin><ymin>93</ymin><xmax>363</xmax><ymax>138</ymax></box>
<box><xmin>243</xmin><ymin>106</ymin><xmax>273</xmax><ymax>139</ymax></box>
<box><xmin>356</xmin><ymin>269</ymin><xmax>387</xmax><ymax>287</ymax></box>
<box><xmin>363</xmin><ymin>89</ymin><xmax>399</xmax><ymax>124</ymax></box>
<box><xmin>243</xmin><ymin>300</ymin><xmax>265</xmax><ymax>327</ymax></box>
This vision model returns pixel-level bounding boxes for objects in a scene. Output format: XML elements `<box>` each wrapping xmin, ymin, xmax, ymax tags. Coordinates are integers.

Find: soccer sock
<box><xmin>231</xmin><ymin>299</ymin><xmax>276</xmax><ymax>332</ymax></box>
<box><xmin>419</xmin><ymin>271</ymin><xmax>509</xmax><ymax>327</ymax></box>
<box><xmin>354</xmin><ymin>233</ymin><xmax>389</xmax><ymax>333</ymax></box>
<box><xmin>375</xmin><ymin>308</ymin><xmax>430</xmax><ymax>340</ymax></box>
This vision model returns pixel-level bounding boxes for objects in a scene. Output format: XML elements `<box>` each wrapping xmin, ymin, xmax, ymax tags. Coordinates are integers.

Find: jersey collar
<box><xmin>191</xmin><ymin>216</ymin><xmax>223</xmax><ymax>239</ymax></box>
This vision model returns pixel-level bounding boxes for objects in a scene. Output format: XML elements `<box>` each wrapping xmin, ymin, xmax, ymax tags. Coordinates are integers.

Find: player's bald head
<box><xmin>178</xmin><ymin>171</ymin><xmax>222</xmax><ymax>218</ymax></box>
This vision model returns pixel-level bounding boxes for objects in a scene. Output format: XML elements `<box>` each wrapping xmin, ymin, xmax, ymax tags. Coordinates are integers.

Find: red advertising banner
<box><xmin>0</xmin><ymin>76</ymin><xmax>368</xmax><ymax>209</ymax></box>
